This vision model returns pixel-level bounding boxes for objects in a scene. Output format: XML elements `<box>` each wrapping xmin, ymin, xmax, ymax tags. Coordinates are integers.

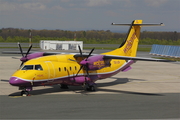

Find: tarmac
<box><xmin>0</xmin><ymin>49</ymin><xmax>180</xmax><ymax>119</ymax></box>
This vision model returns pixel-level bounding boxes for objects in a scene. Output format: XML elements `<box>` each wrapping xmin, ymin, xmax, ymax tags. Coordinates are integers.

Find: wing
<box><xmin>2</xmin><ymin>50</ymin><xmax>173</xmax><ymax>62</ymax></box>
<box><xmin>103</xmin><ymin>55</ymin><xmax>173</xmax><ymax>62</ymax></box>
<box><xmin>2</xmin><ymin>51</ymin><xmax>78</xmax><ymax>55</ymax></box>
<box><xmin>2</xmin><ymin>51</ymin><xmax>35</xmax><ymax>54</ymax></box>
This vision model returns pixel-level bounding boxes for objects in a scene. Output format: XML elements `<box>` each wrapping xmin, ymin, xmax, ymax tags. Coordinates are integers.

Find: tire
<box><xmin>86</xmin><ymin>86</ymin><xmax>96</xmax><ymax>91</ymax></box>
<box><xmin>21</xmin><ymin>91</ymin><xmax>29</xmax><ymax>96</ymax></box>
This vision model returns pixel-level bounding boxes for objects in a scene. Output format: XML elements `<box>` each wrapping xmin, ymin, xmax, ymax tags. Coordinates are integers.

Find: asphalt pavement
<box><xmin>0</xmin><ymin>93</ymin><xmax>179</xmax><ymax>119</ymax></box>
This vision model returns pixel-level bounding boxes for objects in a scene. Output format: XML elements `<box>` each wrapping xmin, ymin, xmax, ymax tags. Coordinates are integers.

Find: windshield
<box><xmin>21</xmin><ymin>64</ymin><xmax>43</xmax><ymax>70</ymax></box>
<box><xmin>21</xmin><ymin>65</ymin><xmax>33</xmax><ymax>70</ymax></box>
<box><xmin>35</xmin><ymin>65</ymin><xmax>43</xmax><ymax>70</ymax></box>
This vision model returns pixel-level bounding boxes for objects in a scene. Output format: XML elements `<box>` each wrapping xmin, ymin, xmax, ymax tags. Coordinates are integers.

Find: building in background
<box><xmin>40</xmin><ymin>40</ymin><xmax>83</xmax><ymax>50</ymax></box>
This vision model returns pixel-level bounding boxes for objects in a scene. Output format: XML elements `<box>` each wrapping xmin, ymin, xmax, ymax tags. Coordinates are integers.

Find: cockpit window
<box><xmin>21</xmin><ymin>65</ymin><xmax>33</xmax><ymax>70</ymax></box>
<box><xmin>21</xmin><ymin>64</ymin><xmax>43</xmax><ymax>70</ymax></box>
<box><xmin>35</xmin><ymin>65</ymin><xmax>43</xmax><ymax>70</ymax></box>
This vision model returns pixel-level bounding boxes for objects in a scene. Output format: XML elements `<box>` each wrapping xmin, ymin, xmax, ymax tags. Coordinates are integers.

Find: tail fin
<box><xmin>119</xmin><ymin>20</ymin><xmax>142</xmax><ymax>57</ymax></box>
<box><xmin>103</xmin><ymin>20</ymin><xmax>164</xmax><ymax>57</ymax></box>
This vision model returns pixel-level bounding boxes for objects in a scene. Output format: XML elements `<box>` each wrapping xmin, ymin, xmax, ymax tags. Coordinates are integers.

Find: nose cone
<box><xmin>9</xmin><ymin>77</ymin><xmax>29</xmax><ymax>86</ymax></box>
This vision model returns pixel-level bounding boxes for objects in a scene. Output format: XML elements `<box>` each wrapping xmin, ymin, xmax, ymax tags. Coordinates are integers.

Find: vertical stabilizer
<box><xmin>119</xmin><ymin>20</ymin><xmax>142</xmax><ymax>57</ymax></box>
<box><xmin>103</xmin><ymin>20</ymin><xmax>163</xmax><ymax>57</ymax></box>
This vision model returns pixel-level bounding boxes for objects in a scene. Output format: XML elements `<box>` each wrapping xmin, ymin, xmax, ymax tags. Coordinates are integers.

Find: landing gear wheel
<box><xmin>60</xmin><ymin>84</ymin><xmax>69</xmax><ymax>89</ymax></box>
<box><xmin>86</xmin><ymin>86</ymin><xmax>96</xmax><ymax>91</ymax></box>
<box><xmin>21</xmin><ymin>91</ymin><xmax>29</xmax><ymax>96</ymax></box>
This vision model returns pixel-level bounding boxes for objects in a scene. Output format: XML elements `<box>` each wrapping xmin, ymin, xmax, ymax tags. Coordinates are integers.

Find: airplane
<box><xmin>6</xmin><ymin>20</ymin><xmax>172</xmax><ymax>96</ymax></box>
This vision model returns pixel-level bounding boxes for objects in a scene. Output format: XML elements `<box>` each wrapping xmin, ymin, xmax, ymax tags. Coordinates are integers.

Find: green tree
<box><xmin>0</xmin><ymin>36</ymin><xmax>4</xmax><ymax>42</ymax></box>
<box><xmin>83</xmin><ymin>31</ymin><xmax>86</xmax><ymax>37</ymax></box>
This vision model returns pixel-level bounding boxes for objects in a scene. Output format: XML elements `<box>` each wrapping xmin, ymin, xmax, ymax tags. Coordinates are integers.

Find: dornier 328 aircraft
<box><xmin>6</xmin><ymin>20</ymin><xmax>172</xmax><ymax>96</ymax></box>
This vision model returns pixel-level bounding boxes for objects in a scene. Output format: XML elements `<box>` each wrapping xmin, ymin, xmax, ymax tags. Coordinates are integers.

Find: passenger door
<box><xmin>45</xmin><ymin>61</ymin><xmax>55</xmax><ymax>80</ymax></box>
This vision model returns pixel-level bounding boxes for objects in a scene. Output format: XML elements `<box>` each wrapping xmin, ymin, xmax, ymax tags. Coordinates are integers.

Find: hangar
<box><xmin>40</xmin><ymin>40</ymin><xmax>83</xmax><ymax>50</ymax></box>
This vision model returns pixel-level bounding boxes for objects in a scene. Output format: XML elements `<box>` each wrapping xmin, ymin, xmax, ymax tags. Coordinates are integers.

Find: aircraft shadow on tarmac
<box><xmin>6</xmin><ymin>77</ymin><xmax>163</xmax><ymax>96</ymax></box>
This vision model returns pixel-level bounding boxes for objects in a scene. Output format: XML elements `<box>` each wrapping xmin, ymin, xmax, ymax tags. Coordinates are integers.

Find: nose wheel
<box><xmin>21</xmin><ymin>91</ymin><xmax>30</xmax><ymax>96</ymax></box>
<box><xmin>19</xmin><ymin>86</ymin><xmax>32</xmax><ymax>96</ymax></box>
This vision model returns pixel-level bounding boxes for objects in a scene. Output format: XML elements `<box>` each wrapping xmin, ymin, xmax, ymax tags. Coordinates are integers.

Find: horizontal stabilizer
<box><xmin>111</xmin><ymin>23</ymin><xmax>164</xmax><ymax>26</ymax></box>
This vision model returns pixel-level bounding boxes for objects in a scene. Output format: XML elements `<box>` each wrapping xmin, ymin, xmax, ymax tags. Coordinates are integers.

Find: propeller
<box><xmin>17</xmin><ymin>42</ymin><xmax>32</xmax><ymax>66</ymax></box>
<box><xmin>18</xmin><ymin>42</ymin><xmax>24</xmax><ymax>57</ymax></box>
<box><xmin>76</xmin><ymin>45</ymin><xmax>95</xmax><ymax>81</ymax></box>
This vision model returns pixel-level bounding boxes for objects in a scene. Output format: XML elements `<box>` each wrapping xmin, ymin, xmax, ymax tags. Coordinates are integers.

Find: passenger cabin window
<box><xmin>35</xmin><ymin>65</ymin><xmax>43</xmax><ymax>70</ymax></box>
<box><xmin>21</xmin><ymin>65</ymin><xmax>33</xmax><ymax>70</ymax></box>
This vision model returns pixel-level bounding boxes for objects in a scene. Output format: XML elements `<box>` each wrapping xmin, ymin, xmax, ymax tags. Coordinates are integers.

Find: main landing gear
<box><xmin>60</xmin><ymin>84</ymin><xmax>69</xmax><ymax>89</ymax></box>
<box><xmin>86</xmin><ymin>85</ymin><xmax>96</xmax><ymax>91</ymax></box>
<box><xmin>85</xmin><ymin>83</ymin><xmax>96</xmax><ymax>92</ymax></box>
<box><xmin>60</xmin><ymin>83</ymin><xmax>96</xmax><ymax>92</ymax></box>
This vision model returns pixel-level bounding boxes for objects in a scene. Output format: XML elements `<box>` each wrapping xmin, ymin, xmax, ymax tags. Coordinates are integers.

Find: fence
<box><xmin>150</xmin><ymin>44</ymin><xmax>180</xmax><ymax>58</ymax></box>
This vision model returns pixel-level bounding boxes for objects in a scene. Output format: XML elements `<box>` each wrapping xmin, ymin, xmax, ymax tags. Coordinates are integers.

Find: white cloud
<box><xmin>60</xmin><ymin>0</ymin><xmax>70</xmax><ymax>2</ymax></box>
<box><xmin>0</xmin><ymin>2</ymin><xmax>17</xmax><ymax>11</ymax></box>
<box><xmin>0</xmin><ymin>1</ymin><xmax>46</xmax><ymax>12</ymax></box>
<box><xmin>22</xmin><ymin>2</ymin><xmax>46</xmax><ymax>10</ymax></box>
<box><xmin>144</xmin><ymin>0</ymin><xmax>168</xmax><ymax>7</ymax></box>
<box><xmin>86</xmin><ymin>0</ymin><xmax>111</xmax><ymax>7</ymax></box>
<box><xmin>53</xmin><ymin>5</ymin><xmax>64</xmax><ymax>10</ymax></box>
<box><xmin>0</xmin><ymin>0</ymin><xmax>179</xmax><ymax>31</ymax></box>
<box><xmin>106</xmin><ymin>10</ymin><xmax>118</xmax><ymax>17</ymax></box>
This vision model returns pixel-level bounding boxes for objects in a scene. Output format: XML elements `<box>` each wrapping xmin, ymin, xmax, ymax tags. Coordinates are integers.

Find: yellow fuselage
<box><xmin>11</xmin><ymin>54</ymin><xmax>128</xmax><ymax>86</ymax></box>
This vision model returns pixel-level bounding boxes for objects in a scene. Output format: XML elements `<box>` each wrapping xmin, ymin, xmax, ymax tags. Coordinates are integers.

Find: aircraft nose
<box><xmin>9</xmin><ymin>77</ymin><xmax>20</xmax><ymax>86</ymax></box>
<box><xmin>9</xmin><ymin>77</ymin><xmax>28</xmax><ymax>86</ymax></box>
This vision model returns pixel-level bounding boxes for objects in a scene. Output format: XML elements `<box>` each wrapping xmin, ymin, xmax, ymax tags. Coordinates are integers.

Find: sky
<box><xmin>0</xmin><ymin>0</ymin><xmax>180</xmax><ymax>32</ymax></box>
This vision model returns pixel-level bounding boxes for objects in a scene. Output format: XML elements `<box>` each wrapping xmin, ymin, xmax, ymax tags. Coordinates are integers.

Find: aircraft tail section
<box><xmin>119</xmin><ymin>20</ymin><xmax>142</xmax><ymax>57</ymax></box>
<box><xmin>103</xmin><ymin>20</ymin><xmax>163</xmax><ymax>57</ymax></box>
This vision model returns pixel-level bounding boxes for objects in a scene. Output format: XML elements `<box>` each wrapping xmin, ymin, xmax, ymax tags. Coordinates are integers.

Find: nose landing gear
<box><xmin>19</xmin><ymin>86</ymin><xmax>32</xmax><ymax>96</ymax></box>
<box><xmin>21</xmin><ymin>91</ymin><xmax>30</xmax><ymax>96</ymax></box>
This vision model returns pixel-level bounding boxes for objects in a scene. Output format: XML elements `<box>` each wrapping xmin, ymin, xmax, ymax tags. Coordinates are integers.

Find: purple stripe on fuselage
<box><xmin>98</xmin><ymin>60</ymin><xmax>135</xmax><ymax>79</ymax></box>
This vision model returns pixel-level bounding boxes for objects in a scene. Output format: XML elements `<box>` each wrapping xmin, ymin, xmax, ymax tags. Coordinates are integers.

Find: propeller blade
<box><xmin>76</xmin><ymin>46</ymin><xmax>94</xmax><ymax>79</ymax></box>
<box><xmin>84</xmin><ymin>65</ymin><xmax>90</xmax><ymax>78</ymax></box>
<box><xmin>17</xmin><ymin>42</ymin><xmax>24</xmax><ymax>57</ymax></box>
<box><xmin>12</xmin><ymin>57</ymin><xmax>21</xmax><ymax>59</ymax></box>
<box><xmin>76</xmin><ymin>65</ymin><xmax>83</xmax><ymax>76</ymax></box>
<box><xmin>25</xmin><ymin>44</ymin><xmax>32</xmax><ymax>57</ymax></box>
<box><xmin>86</xmin><ymin>48</ymin><xmax>95</xmax><ymax>61</ymax></box>
<box><xmin>20</xmin><ymin>61</ymin><xmax>24</xmax><ymax>67</ymax></box>
<box><xmin>76</xmin><ymin>45</ymin><xmax>84</xmax><ymax>77</ymax></box>
<box><xmin>78</xmin><ymin>45</ymin><xmax>83</xmax><ymax>58</ymax></box>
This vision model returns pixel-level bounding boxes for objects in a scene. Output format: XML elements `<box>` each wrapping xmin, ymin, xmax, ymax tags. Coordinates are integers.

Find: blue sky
<box><xmin>0</xmin><ymin>0</ymin><xmax>180</xmax><ymax>32</ymax></box>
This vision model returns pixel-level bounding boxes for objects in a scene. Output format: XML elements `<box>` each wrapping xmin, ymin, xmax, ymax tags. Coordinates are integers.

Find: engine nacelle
<box><xmin>20</xmin><ymin>52</ymin><xmax>45</xmax><ymax>62</ymax></box>
<box><xmin>70</xmin><ymin>76</ymin><xmax>90</xmax><ymax>84</ymax></box>
<box><xmin>80</xmin><ymin>55</ymin><xmax>111</xmax><ymax>70</ymax></box>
